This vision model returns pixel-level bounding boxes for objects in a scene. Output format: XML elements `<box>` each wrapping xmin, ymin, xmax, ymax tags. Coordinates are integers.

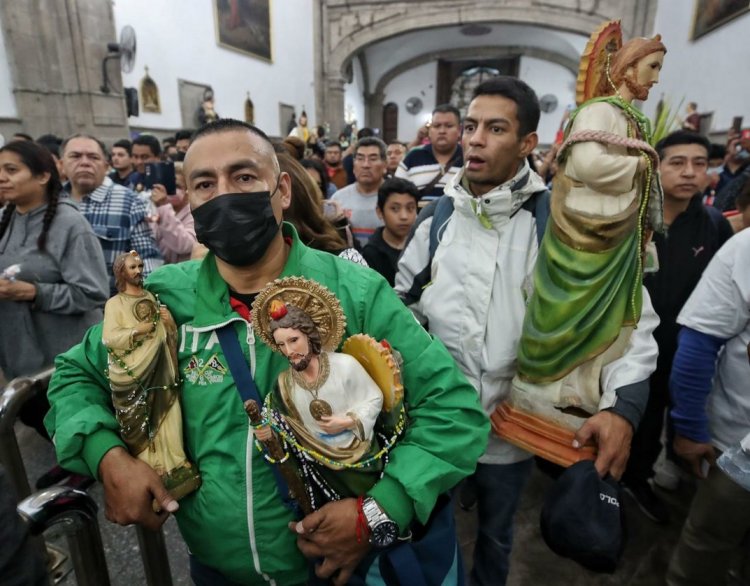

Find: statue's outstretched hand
<box><xmin>573</xmin><ymin>410</ymin><xmax>633</xmax><ymax>480</ymax></box>
<box><xmin>98</xmin><ymin>447</ymin><xmax>178</xmax><ymax>531</ymax></box>
<box><xmin>291</xmin><ymin>498</ymin><xmax>370</xmax><ymax>586</ymax></box>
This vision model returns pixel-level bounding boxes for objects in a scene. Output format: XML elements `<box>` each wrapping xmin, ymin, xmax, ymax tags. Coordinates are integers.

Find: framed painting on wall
<box><xmin>692</xmin><ymin>0</ymin><xmax>750</xmax><ymax>40</ymax></box>
<box><xmin>214</xmin><ymin>0</ymin><xmax>272</xmax><ymax>61</ymax></box>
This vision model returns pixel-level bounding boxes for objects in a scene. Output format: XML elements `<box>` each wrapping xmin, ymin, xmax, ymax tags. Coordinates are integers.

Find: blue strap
<box><xmin>215</xmin><ymin>323</ymin><xmax>300</xmax><ymax>515</ymax></box>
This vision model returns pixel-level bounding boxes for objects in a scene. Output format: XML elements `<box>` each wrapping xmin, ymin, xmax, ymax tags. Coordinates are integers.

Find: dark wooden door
<box><xmin>382</xmin><ymin>102</ymin><xmax>399</xmax><ymax>143</ymax></box>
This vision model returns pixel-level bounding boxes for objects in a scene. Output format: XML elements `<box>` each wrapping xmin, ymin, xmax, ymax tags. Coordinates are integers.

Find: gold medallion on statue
<box><xmin>309</xmin><ymin>399</ymin><xmax>333</xmax><ymax>421</ymax></box>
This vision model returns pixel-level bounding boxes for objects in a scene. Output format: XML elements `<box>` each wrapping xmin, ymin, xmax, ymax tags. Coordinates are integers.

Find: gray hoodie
<box><xmin>0</xmin><ymin>200</ymin><xmax>108</xmax><ymax>378</ymax></box>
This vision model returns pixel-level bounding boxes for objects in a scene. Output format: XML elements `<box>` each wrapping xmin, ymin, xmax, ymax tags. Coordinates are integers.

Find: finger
<box><xmin>705</xmin><ymin>449</ymin><xmax>717</xmax><ymax>467</ymax></box>
<box><xmin>296</xmin><ymin>537</ymin><xmax>324</xmax><ymax>559</ymax></box>
<box><xmin>333</xmin><ymin>566</ymin><xmax>355</xmax><ymax>586</ymax></box>
<box><xmin>291</xmin><ymin>509</ymin><xmax>325</xmax><ymax>535</ymax></box>
<box><xmin>608</xmin><ymin>451</ymin><xmax>629</xmax><ymax>481</ymax></box>
<box><xmin>573</xmin><ymin>420</ymin><xmax>595</xmax><ymax>449</ymax></box>
<box><xmin>593</xmin><ymin>448</ymin><xmax>615</xmax><ymax>478</ymax></box>
<box><xmin>689</xmin><ymin>457</ymin><xmax>703</xmax><ymax>479</ymax></box>
<box><xmin>150</xmin><ymin>480</ymin><xmax>179</xmax><ymax>514</ymax></box>
<box><xmin>315</xmin><ymin>557</ymin><xmax>340</xmax><ymax>580</ymax></box>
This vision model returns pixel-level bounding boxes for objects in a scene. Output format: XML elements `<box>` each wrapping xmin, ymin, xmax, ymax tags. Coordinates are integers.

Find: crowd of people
<box><xmin>1</xmin><ymin>67</ymin><xmax>749</xmax><ymax>586</ymax></box>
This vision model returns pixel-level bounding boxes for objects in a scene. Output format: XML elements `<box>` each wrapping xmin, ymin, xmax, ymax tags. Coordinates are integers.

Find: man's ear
<box><xmin>278</xmin><ymin>172</ymin><xmax>292</xmax><ymax>211</ymax></box>
<box><xmin>375</xmin><ymin>206</ymin><xmax>384</xmax><ymax>221</ymax></box>
<box><xmin>519</xmin><ymin>131</ymin><xmax>539</xmax><ymax>160</ymax></box>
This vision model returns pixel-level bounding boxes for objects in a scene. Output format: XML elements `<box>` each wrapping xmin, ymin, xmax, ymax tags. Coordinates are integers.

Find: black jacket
<box><xmin>362</xmin><ymin>227</ymin><xmax>401</xmax><ymax>286</ymax></box>
<box><xmin>645</xmin><ymin>196</ymin><xmax>734</xmax><ymax>375</ymax></box>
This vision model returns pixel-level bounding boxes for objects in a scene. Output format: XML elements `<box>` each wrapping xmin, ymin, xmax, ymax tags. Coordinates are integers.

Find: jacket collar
<box><xmin>446</xmin><ymin>161</ymin><xmax>547</xmax><ymax>228</ymax></box>
<box><xmin>62</xmin><ymin>176</ymin><xmax>113</xmax><ymax>203</ymax></box>
<box><xmin>191</xmin><ymin>222</ymin><xmax>307</xmax><ymax>330</ymax></box>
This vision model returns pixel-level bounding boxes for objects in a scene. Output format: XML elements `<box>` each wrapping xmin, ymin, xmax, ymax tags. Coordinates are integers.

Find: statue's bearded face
<box><xmin>122</xmin><ymin>256</ymin><xmax>144</xmax><ymax>287</ymax></box>
<box><xmin>272</xmin><ymin>327</ymin><xmax>315</xmax><ymax>371</ymax></box>
<box><xmin>624</xmin><ymin>51</ymin><xmax>665</xmax><ymax>101</ymax></box>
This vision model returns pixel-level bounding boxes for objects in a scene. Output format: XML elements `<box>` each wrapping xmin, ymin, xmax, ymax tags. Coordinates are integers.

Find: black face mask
<box><xmin>192</xmin><ymin>185</ymin><xmax>281</xmax><ymax>267</ymax></box>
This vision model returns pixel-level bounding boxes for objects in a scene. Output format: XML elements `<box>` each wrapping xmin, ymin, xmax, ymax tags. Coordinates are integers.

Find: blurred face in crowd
<box><xmin>0</xmin><ymin>150</ymin><xmax>49</xmax><ymax>212</ymax></box>
<box><xmin>429</xmin><ymin>112</ymin><xmax>461</xmax><ymax>156</ymax></box>
<box><xmin>659</xmin><ymin>143</ymin><xmax>709</xmax><ymax>202</ymax></box>
<box><xmin>168</xmin><ymin>172</ymin><xmax>189</xmax><ymax>212</ymax></box>
<box><xmin>176</xmin><ymin>138</ymin><xmax>190</xmax><ymax>153</ymax></box>
<box><xmin>386</xmin><ymin>143</ymin><xmax>406</xmax><ymax>174</ymax></box>
<box><xmin>132</xmin><ymin>144</ymin><xmax>159</xmax><ymax>173</ymax></box>
<box><xmin>353</xmin><ymin>145</ymin><xmax>386</xmax><ymax>191</ymax></box>
<box><xmin>324</xmin><ymin>145</ymin><xmax>342</xmax><ymax>167</ymax></box>
<box><xmin>377</xmin><ymin>192</ymin><xmax>417</xmax><ymax>241</ymax></box>
<box><xmin>184</xmin><ymin>129</ymin><xmax>290</xmax><ymax>219</ymax></box>
<box><xmin>63</xmin><ymin>137</ymin><xmax>109</xmax><ymax>195</ymax></box>
<box><xmin>110</xmin><ymin>146</ymin><xmax>132</xmax><ymax>173</ymax></box>
<box><xmin>462</xmin><ymin>95</ymin><xmax>537</xmax><ymax>196</ymax></box>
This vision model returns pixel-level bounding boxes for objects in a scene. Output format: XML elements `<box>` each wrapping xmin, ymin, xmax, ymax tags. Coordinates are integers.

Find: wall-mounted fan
<box><xmin>539</xmin><ymin>94</ymin><xmax>558</xmax><ymax>114</ymax></box>
<box><xmin>405</xmin><ymin>97</ymin><xmax>423</xmax><ymax>115</ymax></box>
<box><xmin>101</xmin><ymin>25</ymin><xmax>137</xmax><ymax>93</ymax></box>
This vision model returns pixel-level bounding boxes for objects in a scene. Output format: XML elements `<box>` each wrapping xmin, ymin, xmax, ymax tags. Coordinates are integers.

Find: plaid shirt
<box><xmin>63</xmin><ymin>177</ymin><xmax>161</xmax><ymax>292</ymax></box>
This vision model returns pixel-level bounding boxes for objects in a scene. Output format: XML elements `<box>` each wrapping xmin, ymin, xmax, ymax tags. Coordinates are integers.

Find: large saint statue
<box><xmin>496</xmin><ymin>21</ymin><xmax>666</xmax><ymax>465</ymax></box>
<box><xmin>250</xmin><ymin>277</ymin><xmax>405</xmax><ymax>511</ymax></box>
<box><xmin>103</xmin><ymin>250</ymin><xmax>201</xmax><ymax>501</ymax></box>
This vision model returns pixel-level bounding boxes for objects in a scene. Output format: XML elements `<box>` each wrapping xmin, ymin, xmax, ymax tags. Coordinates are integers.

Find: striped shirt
<box><xmin>63</xmin><ymin>177</ymin><xmax>161</xmax><ymax>293</ymax></box>
<box><xmin>395</xmin><ymin>144</ymin><xmax>463</xmax><ymax>200</ymax></box>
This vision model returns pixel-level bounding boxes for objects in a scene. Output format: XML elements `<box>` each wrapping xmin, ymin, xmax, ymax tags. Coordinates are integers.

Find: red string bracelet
<box><xmin>356</xmin><ymin>495</ymin><xmax>370</xmax><ymax>544</ymax></box>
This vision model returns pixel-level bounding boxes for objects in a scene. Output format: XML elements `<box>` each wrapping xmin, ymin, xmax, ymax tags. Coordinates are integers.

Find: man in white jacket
<box><xmin>395</xmin><ymin>77</ymin><xmax>659</xmax><ymax>585</ymax></box>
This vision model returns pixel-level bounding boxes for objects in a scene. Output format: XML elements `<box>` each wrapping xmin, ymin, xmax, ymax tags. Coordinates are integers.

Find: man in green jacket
<box><xmin>45</xmin><ymin>119</ymin><xmax>489</xmax><ymax>585</ymax></box>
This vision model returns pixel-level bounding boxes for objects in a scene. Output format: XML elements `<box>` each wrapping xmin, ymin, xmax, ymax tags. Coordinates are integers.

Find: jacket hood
<box><xmin>445</xmin><ymin>161</ymin><xmax>547</xmax><ymax>229</ymax></box>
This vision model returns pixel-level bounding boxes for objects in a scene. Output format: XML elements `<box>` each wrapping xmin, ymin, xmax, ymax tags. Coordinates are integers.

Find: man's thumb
<box><xmin>573</xmin><ymin>421</ymin><xmax>594</xmax><ymax>449</ymax></box>
<box><xmin>152</xmin><ymin>483</ymin><xmax>179</xmax><ymax>513</ymax></box>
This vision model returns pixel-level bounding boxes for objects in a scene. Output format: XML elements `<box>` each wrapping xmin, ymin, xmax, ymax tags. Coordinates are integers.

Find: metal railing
<box><xmin>18</xmin><ymin>485</ymin><xmax>111</xmax><ymax>586</ymax></box>
<box><xmin>1</xmin><ymin>368</ymin><xmax>174</xmax><ymax>586</ymax></box>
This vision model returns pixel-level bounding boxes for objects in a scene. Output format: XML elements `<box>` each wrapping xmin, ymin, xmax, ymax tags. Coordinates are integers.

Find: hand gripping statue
<box><xmin>249</xmin><ymin>277</ymin><xmax>405</xmax><ymax>513</ymax></box>
<box><xmin>495</xmin><ymin>21</ymin><xmax>666</xmax><ymax>465</ymax></box>
<box><xmin>103</xmin><ymin>251</ymin><xmax>201</xmax><ymax>501</ymax></box>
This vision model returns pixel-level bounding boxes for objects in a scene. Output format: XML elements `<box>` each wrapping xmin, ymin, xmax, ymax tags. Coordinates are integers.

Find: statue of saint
<box><xmin>498</xmin><ymin>21</ymin><xmax>666</xmax><ymax>464</ymax></box>
<box><xmin>103</xmin><ymin>250</ymin><xmax>201</xmax><ymax>500</ymax></box>
<box><xmin>251</xmin><ymin>277</ymin><xmax>404</xmax><ymax>510</ymax></box>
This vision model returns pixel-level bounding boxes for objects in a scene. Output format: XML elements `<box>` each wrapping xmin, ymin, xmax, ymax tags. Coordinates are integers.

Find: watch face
<box><xmin>371</xmin><ymin>520</ymin><xmax>399</xmax><ymax>548</ymax></box>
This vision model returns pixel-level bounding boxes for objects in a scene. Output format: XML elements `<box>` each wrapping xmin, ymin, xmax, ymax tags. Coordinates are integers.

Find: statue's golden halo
<box><xmin>251</xmin><ymin>276</ymin><xmax>347</xmax><ymax>353</ymax></box>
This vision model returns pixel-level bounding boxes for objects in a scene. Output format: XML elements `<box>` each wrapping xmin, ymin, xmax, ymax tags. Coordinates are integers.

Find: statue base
<box><xmin>162</xmin><ymin>462</ymin><xmax>202</xmax><ymax>501</ymax></box>
<box><xmin>491</xmin><ymin>402</ymin><xmax>596</xmax><ymax>468</ymax></box>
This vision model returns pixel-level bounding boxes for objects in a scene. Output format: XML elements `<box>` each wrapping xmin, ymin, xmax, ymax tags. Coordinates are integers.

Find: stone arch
<box><xmin>319</xmin><ymin>0</ymin><xmax>655</xmax><ymax>132</ymax></box>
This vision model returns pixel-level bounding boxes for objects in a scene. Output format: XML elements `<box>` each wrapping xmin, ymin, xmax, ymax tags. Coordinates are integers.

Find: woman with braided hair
<box><xmin>0</xmin><ymin>140</ymin><xmax>108</xmax><ymax>487</ymax></box>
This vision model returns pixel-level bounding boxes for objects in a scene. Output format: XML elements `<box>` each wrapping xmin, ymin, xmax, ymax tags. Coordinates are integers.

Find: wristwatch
<box><xmin>362</xmin><ymin>497</ymin><xmax>399</xmax><ymax>548</ymax></box>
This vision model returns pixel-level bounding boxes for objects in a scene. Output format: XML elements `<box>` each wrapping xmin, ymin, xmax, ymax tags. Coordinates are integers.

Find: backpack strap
<box><xmin>519</xmin><ymin>188</ymin><xmax>551</xmax><ymax>245</ymax></box>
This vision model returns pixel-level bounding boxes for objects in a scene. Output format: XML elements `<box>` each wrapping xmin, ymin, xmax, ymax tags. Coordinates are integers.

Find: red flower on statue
<box><xmin>269</xmin><ymin>300</ymin><xmax>288</xmax><ymax>320</ymax></box>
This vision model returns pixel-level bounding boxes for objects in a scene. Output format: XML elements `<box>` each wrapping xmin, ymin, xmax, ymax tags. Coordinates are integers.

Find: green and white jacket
<box><xmin>45</xmin><ymin>223</ymin><xmax>489</xmax><ymax>585</ymax></box>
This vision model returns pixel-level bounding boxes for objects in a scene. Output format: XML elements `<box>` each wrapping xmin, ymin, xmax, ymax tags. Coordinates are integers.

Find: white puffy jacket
<box><xmin>395</xmin><ymin>163</ymin><xmax>659</xmax><ymax>464</ymax></box>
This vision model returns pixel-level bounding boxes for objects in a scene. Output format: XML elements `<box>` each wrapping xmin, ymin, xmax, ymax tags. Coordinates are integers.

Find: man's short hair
<box><xmin>175</xmin><ymin>129</ymin><xmax>193</xmax><ymax>142</ymax></box>
<box><xmin>112</xmin><ymin>139</ymin><xmax>132</xmax><ymax>155</ymax></box>
<box><xmin>132</xmin><ymin>134</ymin><xmax>162</xmax><ymax>157</ymax></box>
<box><xmin>61</xmin><ymin>133</ymin><xmax>108</xmax><ymax>157</ymax></box>
<box><xmin>655</xmin><ymin>130</ymin><xmax>711</xmax><ymax>160</ymax></box>
<box><xmin>472</xmin><ymin>77</ymin><xmax>540</xmax><ymax>137</ymax></box>
<box><xmin>356</xmin><ymin>128</ymin><xmax>375</xmax><ymax>140</ymax></box>
<box><xmin>12</xmin><ymin>132</ymin><xmax>33</xmax><ymax>142</ymax></box>
<box><xmin>377</xmin><ymin>177</ymin><xmax>420</xmax><ymax>210</ymax></box>
<box><xmin>432</xmin><ymin>104</ymin><xmax>461</xmax><ymax>124</ymax></box>
<box><xmin>388</xmin><ymin>140</ymin><xmax>407</xmax><ymax>148</ymax></box>
<box><xmin>355</xmin><ymin>137</ymin><xmax>387</xmax><ymax>160</ymax></box>
<box><xmin>162</xmin><ymin>137</ymin><xmax>176</xmax><ymax>147</ymax></box>
<box><xmin>709</xmin><ymin>143</ymin><xmax>726</xmax><ymax>161</ymax></box>
<box><xmin>191</xmin><ymin>118</ymin><xmax>274</xmax><ymax>150</ymax></box>
<box><xmin>325</xmin><ymin>141</ymin><xmax>342</xmax><ymax>152</ymax></box>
